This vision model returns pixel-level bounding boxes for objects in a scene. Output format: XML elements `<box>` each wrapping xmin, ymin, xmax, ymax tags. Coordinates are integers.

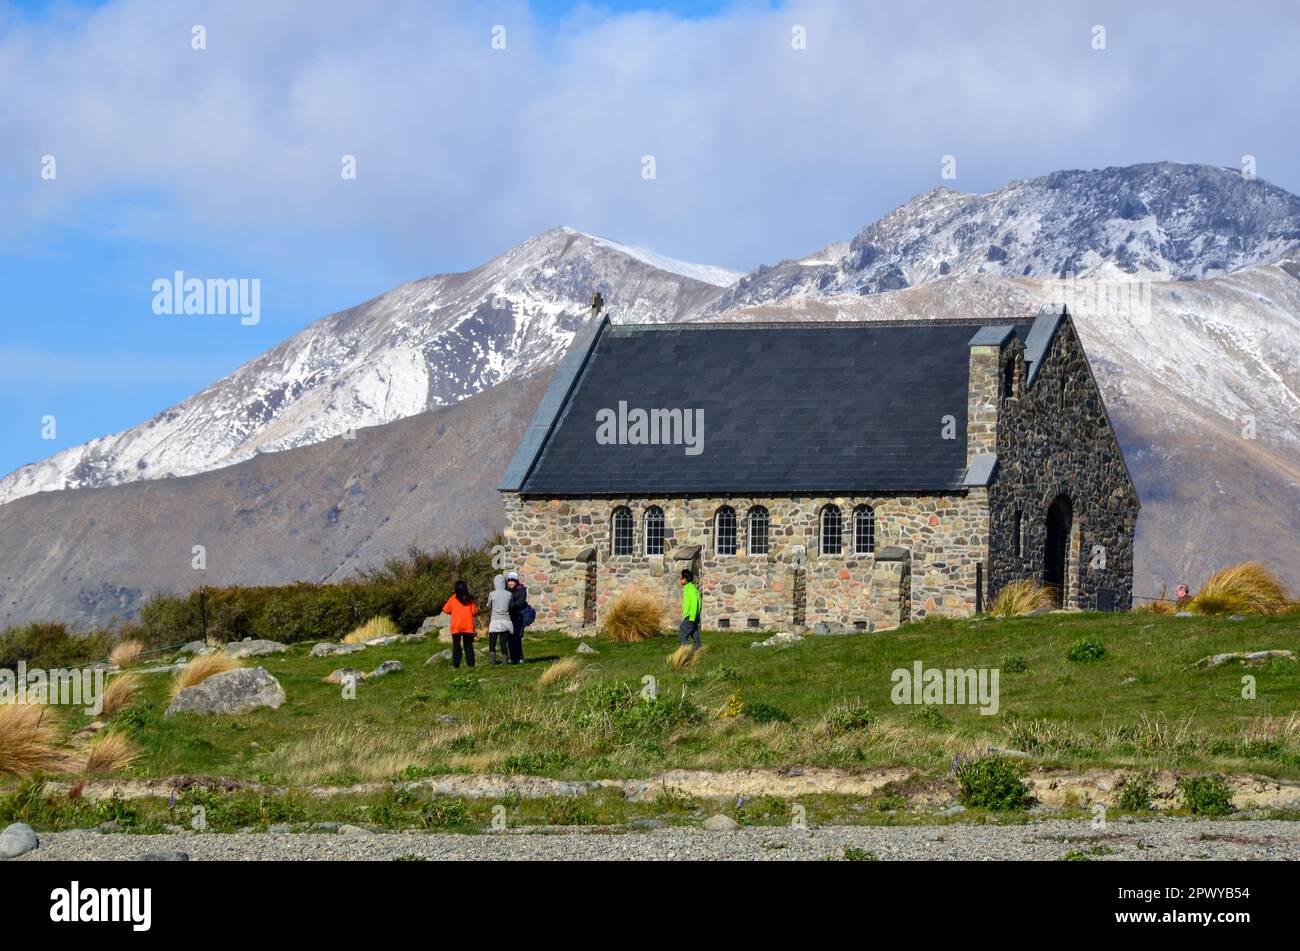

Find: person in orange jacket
<box><xmin>442</xmin><ymin>580</ymin><xmax>479</xmax><ymax>668</ymax></box>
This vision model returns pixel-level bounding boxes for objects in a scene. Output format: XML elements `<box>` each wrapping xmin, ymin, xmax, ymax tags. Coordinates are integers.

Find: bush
<box><xmin>602</xmin><ymin>589</ymin><xmax>667</xmax><ymax>642</ymax></box>
<box><xmin>343</xmin><ymin>616</ymin><xmax>399</xmax><ymax>645</ymax></box>
<box><xmin>988</xmin><ymin>579</ymin><xmax>1053</xmax><ymax>618</ymax></box>
<box><xmin>0</xmin><ymin>621</ymin><xmax>114</xmax><ymax>669</ymax></box>
<box><xmin>826</xmin><ymin>702</ymin><xmax>876</xmax><ymax>734</ymax></box>
<box><xmin>955</xmin><ymin>756</ymin><xmax>1033</xmax><ymax>811</ymax></box>
<box><xmin>420</xmin><ymin>797</ymin><xmax>469</xmax><ymax>829</ymax></box>
<box><xmin>1000</xmin><ymin>654</ymin><xmax>1029</xmax><ymax>673</ymax></box>
<box><xmin>0</xmin><ymin>703</ymin><xmax>67</xmax><ymax>777</ymax></box>
<box><xmin>1116</xmin><ymin>771</ymin><xmax>1157</xmax><ymax>812</ymax></box>
<box><xmin>1177</xmin><ymin>774</ymin><xmax>1234</xmax><ymax>816</ymax></box>
<box><xmin>538</xmin><ymin>658</ymin><xmax>583</xmax><ymax>688</ymax></box>
<box><xmin>1190</xmin><ymin>563</ymin><xmax>1290</xmax><ymax>616</ymax></box>
<box><xmin>744</xmin><ymin>701</ymin><xmax>792</xmax><ymax>724</ymax></box>
<box><xmin>1066</xmin><ymin>638</ymin><xmax>1106</xmax><ymax>662</ymax></box>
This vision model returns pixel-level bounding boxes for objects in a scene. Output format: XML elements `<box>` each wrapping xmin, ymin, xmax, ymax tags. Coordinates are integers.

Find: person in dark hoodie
<box><xmin>486</xmin><ymin>574</ymin><xmax>514</xmax><ymax>666</ymax></box>
<box><xmin>441</xmin><ymin>580</ymin><xmax>478</xmax><ymax>669</ymax></box>
<box><xmin>505</xmin><ymin>572</ymin><xmax>529</xmax><ymax>665</ymax></box>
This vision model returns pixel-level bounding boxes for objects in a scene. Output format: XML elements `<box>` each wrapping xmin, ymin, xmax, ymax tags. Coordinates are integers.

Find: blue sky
<box><xmin>1</xmin><ymin>0</ymin><xmax>1298</xmax><ymax>478</ymax></box>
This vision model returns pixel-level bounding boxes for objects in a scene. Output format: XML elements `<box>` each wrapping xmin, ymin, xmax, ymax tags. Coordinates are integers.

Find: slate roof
<box><xmin>507</xmin><ymin>318</ymin><xmax>1038</xmax><ymax>496</ymax></box>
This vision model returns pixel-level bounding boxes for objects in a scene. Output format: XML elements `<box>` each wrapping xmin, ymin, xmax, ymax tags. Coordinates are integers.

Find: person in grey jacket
<box><xmin>486</xmin><ymin>573</ymin><xmax>514</xmax><ymax>665</ymax></box>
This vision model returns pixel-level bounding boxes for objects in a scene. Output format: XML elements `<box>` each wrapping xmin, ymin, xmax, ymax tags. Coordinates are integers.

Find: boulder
<box><xmin>0</xmin><ymin>822</ymin><xmax>38</xmax><ymax>858</ymax></box>
<box><xmin>177</xmin><ymin>641</ymin><xmax>207</xmax><ymax>655</ymax></box>
<box><xmin>325</xmin><ymin>668</ymin><xmax>366</xmax><ymax>686</ymax></box>
<box><xmin>165</xmin><ymin>667</ymin><xmax>286</xmax><ymax>717</ymax></box>
<box><xmin>364</xmin><ymin>635</ymin><xmax>402</xmax><ymax>648</ymax></box>
<box><xmin>415</xmin><ymin>616</ymin><xmax>445</xmax><ymax>638</ymax></box>
<box><xmin>368</xmin><ymin>660</ymin><xmax>404</xmax><ymax>679</ymax></box>
<box><xmin>223</xmin><ymin>639</ymin><xmax>290</xmax><ymax>659</ymax></box>
<box><xmin>309</xmin><ymin>641</ymin><xmax>364</xmax><ymax>658</ymax></box>
<box><xmin>751</xmin><ymin>632</ymin><xmax>804</xmax><ymax>649</ymax></box>
<box><xmin>577</xmin><ymin>642</ymin><xmax>599</xmax><ymax>655</ymax></box>
<box><xmin>425</xmin><ymin>650</ymin><xmax>453</xmax><ymax>667</ymax></box>
<box><xmin>702</xmin><ymin>814</ymin><xmax>738</xmax><ymax>832</ymax></box>
<box><xmin>1196</xmin><ymin>649</ymin><xmax>1295</xmax><ymax>668</ymax></box>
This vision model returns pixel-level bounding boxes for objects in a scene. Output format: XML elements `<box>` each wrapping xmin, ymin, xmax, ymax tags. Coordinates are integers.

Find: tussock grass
<box><xmin>169</xmin><ymin>652</ymin><xmax>242</xmax><ymax>698</ymax></box>
<box><xmin>539</xmin><ymin>657</ymin><xmax>583</xmax><ymax>688</ymax></box>
<box><xmin>343</xmin><ymin>616</ymin><xmax>400</xmax><ymax>644</ymax></box>
<box><xmin>988</xmin><ymin>579</ymin><xmax>1053</xmax><ymax>619</ymax></box>
<box><xmin>83</xmin><ymin>731</ymin><xmax>137</xmax><ymax>774</ymax></box>
<box><xmin>258</xmin><ymin>723</ymin><xmax>461</xmax><ymax>785</ymax></box>
<box><xmin>108</xmin><ymin>639</ymin><xmax>145</xmax><ymax>668</ymax></box>
<box><xmin>101</xmin><ymin>673</ymin><xmax>142</xmax><ymax>717</ymax></box>
<box><xmin>602</xmin><ymin>589</ymin><xmax>667</xmax><ymax>642</ymax></box>
<box><xmin>1191</xmin><ymin>562</ymin><xmax>1290</xmax><ymax>616</ymax></box>
<box><xmin>0</xmin><ymin>703</ymin><xmax>66</xmax><ymax>776</ymax></box>
<box><xmin>666</xmin><ymin>645</ymin><xmax>707</xmax><ymax>670</ymax></box>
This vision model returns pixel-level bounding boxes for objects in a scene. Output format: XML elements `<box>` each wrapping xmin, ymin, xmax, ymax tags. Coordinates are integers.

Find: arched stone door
<box><xmin>1043</xmin><ymin>494</ymin><xmax>1073</xmax><ymax>607</ymax></box>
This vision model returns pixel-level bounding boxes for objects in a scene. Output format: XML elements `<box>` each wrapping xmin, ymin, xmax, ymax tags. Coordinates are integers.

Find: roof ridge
<box><xmin>610</xmin><ymin>317</ymin><xmax>1029</xmax><ymax>333</ymax></box>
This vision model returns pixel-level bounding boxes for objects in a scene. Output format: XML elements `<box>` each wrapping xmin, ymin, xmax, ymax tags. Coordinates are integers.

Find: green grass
<box><xmin>8</xmin><ymin>611</ymin><xmax>1300</xmax><ymax>793</ymax></box>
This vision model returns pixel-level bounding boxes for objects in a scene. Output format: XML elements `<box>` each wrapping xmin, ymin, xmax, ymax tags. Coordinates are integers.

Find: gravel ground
<box><xmin>12</xmin><ymin>818</ymin><xmax>1300</xmax><ymax>861</ymax></box>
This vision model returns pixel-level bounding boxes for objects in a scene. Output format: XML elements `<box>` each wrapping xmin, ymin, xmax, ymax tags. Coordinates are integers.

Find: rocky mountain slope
<box><xmin>2</xmin><ymin>161</ymin><xmax>1298</xmax><ymax>627</ymax></box>
<box><xmin>0</xmin><ymin>229</ymin><xmax>735</xmax><ymax>506</ymax></box>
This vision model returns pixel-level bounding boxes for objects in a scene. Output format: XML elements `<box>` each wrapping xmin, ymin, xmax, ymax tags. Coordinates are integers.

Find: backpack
<box><xmin>520</xmin><ymin>604</ymin><xmax>537</xmax><ymax>628</ymax></box>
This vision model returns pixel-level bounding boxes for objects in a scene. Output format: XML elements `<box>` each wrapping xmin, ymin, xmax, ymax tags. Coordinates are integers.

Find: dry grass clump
<box><xmin>0</xmin><ymin>703</ymin><xmax>66</xmax><ymax>777</ymax></box>
<box><xmin>539</xmin><ymin>657</ymin><xmax>583</xmax><ymax>688</ymax></box>
<box><xmin>169</xmin><ymin>652</ymin><xmax>242</xmax><ymax>698</ymax></box>
<box><xmin>82</xmin><ymin>731</ymin><xmax>137</xmax><ymax>774</ymax></box>
<box><xmin>101</xmin><ymin>673</ymin><xmax>142</xmax><ymax>716</ymax></box>
<box><xmin>602</xmin><ymin>589</ymin><xmax>667</xmax><ymax>642</ymax></box>
<box><xmin>988</xmin><ymin>579</ymin><xmax>1054</xmax><ymax>619</ymax></box>
<box><xmin>108</xmin><ymin>639</ymin><xmax>145</xmax><ymax>668</ymax></box>
<box><xmin>1190</xmin><ymin>563</ymin><xmax>1290</xmax><ymax>616</ymax></box>
<box><xmin>666</xmin><ymin>644</ymin><xmax>707</xmax><ymax>670</ymax></box>
<box><xmin>343</xmin><ymin>615</ymin><xmax>400</xmax><ymax>644</ymax></box>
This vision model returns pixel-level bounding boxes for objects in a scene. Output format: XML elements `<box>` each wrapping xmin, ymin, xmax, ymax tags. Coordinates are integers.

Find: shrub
<box><xmin>0</xmin><ymin>621</ymin><xmax>115</xmax><ymax>669</ymax></box>
<box><xmin>1177</xmin><ymin>774</ymin><xmax>1234</xmax><ymax>816</ymax></box>
<box><xmin>744</xmin><ymin>701</ymin><xmax>791</xmax><ymax>724</ymax></box>
<box><xmin>613</xmin><ymin>695</ymin><xmax>701</xmax><ymax>738</ymax></box>
<box><xmin>1116</xmin><ymin>771</ymin><xmax>1157</xmax><ymax>812</ymax></box>
<box><xmin>501</xmin><ymin>751</ymin><xmax>570</xmax><ymax>775</ymax></box>
<box><xmin>1000</xmin><ymin>654</ymin><xmax>1029</xmax><ymax>673</ymax></box>
<box><xmin>170</xmin><ymin>652</ymin><xmax>242</xmax><ymax>698</ymax></box>
<box><xmin>343</xmin><ymin>616</ymin><xmax>399</xmax><ymax>645</ymax></box>
<box><xmin>988</xmin><ymin>579</ymin><xmax>1053</xmax><ymax>619</ymax></box>
<box><xmin>914</xmin><ymin>705</ymin><xmax>951</xmax><ymax>731</ymax></box>
<box><xmin>842</xmin><ymin>846</ymin><xmax>879</xmax><ymax>861</ymax></box>
<box><xmin>108</xmin><ymin>639</ymin><xmax>145</xmax><ymax>668</ymax></box>
<box><xmin>826</xmin><ymin>702</ymin><xmax>876</xmax><ymax>734</ymax></box>
<box><xmin>602</xmin><ymin>589</ymin><xmax>667</xmax><ymax>642</ymax></box>
<box><xmin>82</xmin><ymin>732</ymin><xmax>137</xmax><ymax>774</ymax></box>
<box><xmin>444</xmin><ymin>675</ymin><xmax>480</xmax><ymax>699</ymax></box>
<box><xmin>1066</xmin><ymin>638</ymin><xmax>1106</xmax><ymax>662</ymax></box>
<box><xmin>539</xmin><ymin>657</ymin><xmax>583</xmax><ymax>688</ymax></box>
<box><xmin>420</xmin><ymin>797</ymin><xmax>469</xmax><ymax>829</ymax></box>
<box><xmin>1190</xmin><ymin>563</ymin><xmax>1290</xmax><ymax>616</ymax></box>
<box><xmin>955</xmin><ymin>756</ymin><xmax>1033</xmax><ymax>811</ymax></box>
<box><xmin>0</xmin><ymin>703</ymin><xmax>67</xmax><ymax>777</ymax></box>
<box><xmin>101</xmin><ymin>673</ymin><xmax>141</xmax><ymax>717</ymax></box>
<box><xmin>666</xmin><ymin>644</ymin><xmax>706</xmax><ymax>670</ymax></box>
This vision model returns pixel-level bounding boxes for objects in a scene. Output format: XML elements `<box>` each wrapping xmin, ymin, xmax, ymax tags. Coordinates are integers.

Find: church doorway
<box><xmin>1043</xmin><ymin>494</ymin><xmax>1072</xmax><ymax>607</ymax></box>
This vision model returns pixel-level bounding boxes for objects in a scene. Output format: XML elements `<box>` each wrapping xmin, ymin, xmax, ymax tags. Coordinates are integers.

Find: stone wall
<box><xmin>501</xmin><ymin>491</ymin><xmax>989</xmax><ymax>634</ymax></box>
<box><xmin>987</xmin><ymin>317</ymin><xmax>1139</xmax><ymax>609</ymax></box>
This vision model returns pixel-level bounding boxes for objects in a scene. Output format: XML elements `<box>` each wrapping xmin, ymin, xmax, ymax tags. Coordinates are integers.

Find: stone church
<box><xmin>499</xmin><ymin>307</ymin><xmax>1138</xmax><ymax>633</ymax></box>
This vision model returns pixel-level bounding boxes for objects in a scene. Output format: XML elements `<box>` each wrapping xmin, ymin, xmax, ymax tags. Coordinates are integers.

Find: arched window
<box><xmin>1013</xmin><ymin>508</ymin><xmax>1023</xmax><ymax>558</ymax></box>
<box><xmin>819</xmin><ymin>505</ymin><xmax>842</xmax><ymax>555</ymax></box>
<box><xmin>853</xmin><ymin>505</ymin><xmax>875</xmax><ymax>555</ymax></box>
<box><xmin>714</xmin><ymin>506</ymin><xmax>737</xmax><ymax>556</ymax></box>
<box><xmin>1001</xmin><ymin>356</ymin><xmax>1016</xmax><ymax>400</ymax></box>
<box><xmin>747</xmin><ymin>506</ymin><xmax>770</xmax><ymax>556</ymax></box>
<box><xmin>644</xmin><ymin>506</ymin><xmax>665</xmax><ymax>556</ymax></box>
<box><xmin>611</xmin><ymin>506</ymin><xmax>633</xmax><ymax>556</ymax></box>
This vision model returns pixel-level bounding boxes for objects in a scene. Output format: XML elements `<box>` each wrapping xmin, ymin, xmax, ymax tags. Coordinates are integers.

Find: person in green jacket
<box><xmin>678</xmin><ymin>569</ymin><xmax>702</xmax><ymax>649</ymax></box>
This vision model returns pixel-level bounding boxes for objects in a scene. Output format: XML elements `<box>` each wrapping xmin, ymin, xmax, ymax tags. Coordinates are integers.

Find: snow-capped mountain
<box><xmin>0</xmin><ymin>228</ymin><xmax>738</xmax><ymax>505</ymax></box>
<box><xmin>712</xmin><ymin>162</ymin><xmax>1300</xmax><ymax>307</ymax></box>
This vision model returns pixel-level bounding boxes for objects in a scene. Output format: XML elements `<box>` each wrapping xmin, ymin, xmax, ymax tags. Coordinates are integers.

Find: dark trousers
<box><xmin>678</xmin><ymin>618</ymin><xmax>701</xmax><ymax>649</ymax></box>
<box><xmin>506</xmin><ymin>620</ymin><xmax>524</xmax><ymax>664</ymax></box>
<box><xmin>452</xmin><ymin>633</ymin><xmax>475</xmax><ymax>668</ymax></box>
<box><xmin>488</xmin><ymin>629</ymin><xmax>509</xmax><ymax>654</ymax></box>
